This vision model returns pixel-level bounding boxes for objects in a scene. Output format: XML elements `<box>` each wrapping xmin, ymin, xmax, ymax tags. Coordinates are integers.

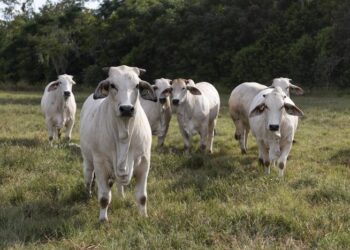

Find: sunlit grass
<box><xmin>0</xmin><ymin>90</ymin><xmax>349</xmax><ymax>249</ymax></box>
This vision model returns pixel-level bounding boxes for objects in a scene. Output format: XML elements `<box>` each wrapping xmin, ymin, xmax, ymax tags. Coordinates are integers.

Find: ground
<box><xmin>0</xmin><ymin>90</ymin><xmax>349</xmax><ymax>249</ymax></box>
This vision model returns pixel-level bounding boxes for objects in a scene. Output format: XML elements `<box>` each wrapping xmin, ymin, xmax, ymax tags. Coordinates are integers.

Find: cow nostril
<box><xmin>64</xmin><ymin>91</ymin><xmax>71</xmax><ymax>97</ymax></box>
<box><xmin>269</xmin><ymin>125</ymin><xmax>279</xmax><ymax>131</ymax></box>
<box><xmin>172</xmin><ymin>99</ymin><xmax>179</xmax><ymax>105</ymax></box>
<box><xmin>119</xmin><ymin>105</ymin><xmax>134</xmax><ymax>116</ymax></box>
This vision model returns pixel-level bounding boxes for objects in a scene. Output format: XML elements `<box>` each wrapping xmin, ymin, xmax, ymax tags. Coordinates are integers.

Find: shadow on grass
<box><xmin>0</xmin><ymin>137</ymin><xmax>43</xmax><ymax>148</ymax></box>
<box><xmin>0</xmin><ymin>97</ymin><xmax>41</xmax><ymax>106</ymax></box>
<box><xmin>0</xmin><ymin>181</ymin><xmax>92</xmax><ymax>248</ymax></box>
<box><xmin>330</xmin><ymin>149</ymin><xmax>350</xmax><ymax>167</ymax></box>
<box><xmin>168</xmin><ymin>150</ymin><xmax>260</xmax><ymax>201</ymax></box>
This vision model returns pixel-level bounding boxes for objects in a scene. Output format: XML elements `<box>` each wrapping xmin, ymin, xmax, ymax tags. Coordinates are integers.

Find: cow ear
<box><xmin>93</xmin><ymin>79</ymin><xmax>110</xmax><ymax>99</ymax></box>
<box><xmin>284</xmin><ymin>103</ymin><xmax>304</xmax><ymax>117</ymax></box>
<box><xmin>161</xmin><ymin>87</ymin><xmax>172</xmax><ymax>97</ymax></box>
<box><xmin>249</xmin><ymin>103</ymin><xmax>266</xmax><ymax>117</ymax></box>
<box><xmin>48</xmin><ymin>81</ymin><xmax>60</xmax><ymax>92</ymax></box>
<box><xmin>186</xmin><ymin>86</ymin><xmax>201</xmax><ymax>95</ymax></box>
<box><xmin>290</xmin><ymin>84</ymin><xmax>304</xmax><ymax>95</ymax></box>
<box><xmin>139</xmin><ymin>80</ymin><xmax>157</xmax><ymax>102</ymax></box>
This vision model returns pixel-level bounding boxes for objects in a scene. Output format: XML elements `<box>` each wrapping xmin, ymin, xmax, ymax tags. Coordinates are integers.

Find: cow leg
<box><xmin>46</xmin><ymin>119</ymin><xmax>55</xmax><ymax>145</ymax></box>
<box><xmin>257</xmin><ymin>140</ymin><xmax>270</xmax><ymax>174</ymax></box>
<box><xmin>207</xmin><ymin>119</ymin><xmax>216</xmax><ymax>153</ymax></box>
<box><xmin>244</xmin><ymin>127</ymin><xmax>250</xmax><ymax>153</ymax></box>
<box><xmin>64</xmin><ymin>119</ymin><xmax>74</xmax><ymax>142</ymax></box>
<box><xmin>179</xmin><ymin>126</ymin><xmax>190</xmax><ymax>152</ymax></box>
<box><xmin>199</xmin><ymin>123</ymin><xmax>208</xmax><ymax>152</ymax></box>
<box><xmin>116</xmin><ymin>183</ymin><xmax>125</xmax><ymax>198</ymax></box>
<box><xmin>134</xmin><ymin>158</ymin><xmax>149</xmax><ymax>217</ymax></box>
<box><xmin>94</xmin><ymin>161</ymin><xmax>112</xmax><ymax>222</ymax></box>
<box><xmin>277</xmin><ymin>141</ymin><xmax>293</xmax><ymax>177</ymax></box>
<box><xmin>83</xmin><ymin>158</ymin><xmax>94</xmax><ymax>197</ymax></box>
<box><xmin>234</xmin><ymin>119</ymin><xmax>247</xmax><ymax>154</ymax></box>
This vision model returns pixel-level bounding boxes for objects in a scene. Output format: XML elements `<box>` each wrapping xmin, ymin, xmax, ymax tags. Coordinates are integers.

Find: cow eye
<box><xmin>135</xmin><ymin>84</ymin><xmax>139</xmax><ymax>89</ymax></box>
<box><xmin>110</xmin><ymin>84</ymin><xmax>118</xmax><ymax>90</ymax></box>
<box><xmin>182</xmin><ymin>87</ymin><xmax>186</xmax><ymax>90</ymax></box>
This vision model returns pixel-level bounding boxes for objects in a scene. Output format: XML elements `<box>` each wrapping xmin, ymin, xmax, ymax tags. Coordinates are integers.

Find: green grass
<box><xmin>0</xmin><ymin>90</ymin><xmax>349</xmax><ymax>249</ymax></box>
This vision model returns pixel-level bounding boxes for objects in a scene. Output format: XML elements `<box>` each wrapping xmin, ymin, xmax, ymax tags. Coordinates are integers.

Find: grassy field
<box><xmin>0</xmin><ymin>90</ymin><xmax>349</xmax><ymax>249</ymax></box>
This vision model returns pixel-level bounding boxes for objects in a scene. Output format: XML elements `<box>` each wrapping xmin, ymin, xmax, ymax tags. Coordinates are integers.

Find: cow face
<box><xmin>152</xmin><ymin>78</ymin><xmax>172</xmax><ymax>104</ymax></box>
<box><xmin>93</xmin><ymin>66</ymin><xmax>156</xmax><ymax>117</ymax></box>
<box><xmin>249</xmin><ymin>88</ymin><xmax>304</xmax><ymax>132</ymax></box>
<box><xmin>48</xmin><ymin>74</ymin><xmax>76</xmax><ymax>100</ymax></box>
<box><xmin>170</xmin><ymin>78</ymin><xmax>201</xmax><ymax>106</ymax></box>
<box><xmin>271</xmin><ymin>77</ymin><xmax>304</xmax><ymax>97</ymax></box>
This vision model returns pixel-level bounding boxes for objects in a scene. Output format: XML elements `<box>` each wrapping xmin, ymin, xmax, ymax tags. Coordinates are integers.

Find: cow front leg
<box><xmin>134</xmin><ymin>158</ymin><xmax>149</xmax><ymax>217</ymax></box>
<box><xmin>64</xmin><ymin>119</ymin><xmax>75</xmax><ymax>142</ymax></box>
<box><xmin>207</xmin><ymin>119</ymin><xmax>216</xmax><ymax>153</ymax></box>
<box><xmin>83</xmin><ymin>158</ymin><xmax>94</xmax><ymax>197</ymax></box>
<box><xmin>257</xmin><ymin>140</ymin><xmax>270</xmax><ymax>174</ymax></box>
<box><xmin>277</xmin><ymin>141</ymin><xmax>293</xmax><ymax>177</ymax></box>
<box><xmin>94</xmin><ymin>161</ymin><xmax>112</xmax><ymax>222</ymax></box>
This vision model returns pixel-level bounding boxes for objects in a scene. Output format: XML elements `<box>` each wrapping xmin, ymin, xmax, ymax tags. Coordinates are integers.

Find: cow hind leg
<box><xmin>207</xmin><ymin>119</ymin><xmax>216</xmax><ymax>153</ymax></box>
<box><xmin>233</xmin><ymin>119</ymin><xmax>247</xmax><ymax>154</ymax></box>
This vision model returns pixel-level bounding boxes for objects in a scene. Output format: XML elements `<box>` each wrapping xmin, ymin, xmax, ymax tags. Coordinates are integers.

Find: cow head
<box><xmin>47</xmin><ymin>74</ymin><xmax>76</xmax><ymax>100</ymax></box>
<box><xmin>249</xmin><ymin>87</ymin><xmax>304</xmax><ymax>132</ymax></box>
<box><xmin>151</xmin><ymin>78</ymin><xmax>172</xmax><ymax>104</ymax></box>
<box><xmin>271</xmin><ymin>77</ymin><xmax>304</xmax><ymax>97</ymax></box>
<box><xmin>170</xmin><ymin>78</ymin><xmax>201</xmax><ymax>106</ymax></box>
<box><xmin>93</xmin><ymin>66</ymin><xmax>155</xmax><ymax>117</ymax></box>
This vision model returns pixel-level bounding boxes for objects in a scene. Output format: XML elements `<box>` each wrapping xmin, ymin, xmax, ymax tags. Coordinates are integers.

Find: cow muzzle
<box><xmin>119</xmin><ymin>105</ymin><xmax>135</xmax><ymax>117</ymax></box>
<box><xmin>172</xmin><ymin>99</ymin><xmax>179</xmax><ymax>106</ymax></box>
<box><xmin>64</xmin><ymin>91</ymin><xmax>71</xmax><ymax>99</ymax></box>
<box><xmin>269</xmin><ymin>124</ymin><xmax>279</xmax><ymax>131</ymax></box>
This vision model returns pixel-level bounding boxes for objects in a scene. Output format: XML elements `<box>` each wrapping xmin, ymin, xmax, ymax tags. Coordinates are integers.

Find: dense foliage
<box><xmin>0</xmin><ymin>0</ymin><xmax>349</xmax><ymax>89</ymax></box>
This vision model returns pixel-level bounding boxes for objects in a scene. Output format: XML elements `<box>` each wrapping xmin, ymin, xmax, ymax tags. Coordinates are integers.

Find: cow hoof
<box><xmin>241</xmin><ymin>148</ymin><xmax>247</xmax><ymax>155</ymax></box>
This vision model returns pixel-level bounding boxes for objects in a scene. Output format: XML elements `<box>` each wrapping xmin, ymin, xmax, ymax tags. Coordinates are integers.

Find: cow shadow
<box><xmin>0</xmin><ymin>178</ymin><xmax>98</xmax><ymax>248</ymax></box>
<box><xmin>0</xmin><ymin>137</ymin><xmax>43</xmax><ymax>148</ymax></box>
<box><xmin>168</xmin><ymin>150</ymin><xmax>260</xmax><ymax>202</ymax></box>
<box><xmin>330</xmin><ymin>149</ymin><xmax>350</xmax><ymax>167</ymax></box>
<box><xmin>0</xmin><ymin>97</ymin><xmax>41</xmax><ymax>106</ymax></box>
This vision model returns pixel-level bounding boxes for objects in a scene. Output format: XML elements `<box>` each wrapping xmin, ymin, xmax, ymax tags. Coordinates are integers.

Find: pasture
<box><xmin>0</xmin><ymin>90</ymin><xmax>349</xmax><ymax>249</ymax></box>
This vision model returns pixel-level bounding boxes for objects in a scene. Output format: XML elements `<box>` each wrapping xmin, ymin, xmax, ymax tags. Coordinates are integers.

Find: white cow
<box><xmin>80</xmin><ymin>65</ymin><xmax>156</xmax><ymax>221</ymax></box>
<box><xmin>249</xmin><ymin>87</ymin><xmax>304</xmax><ymax>176</ymax></box>
<box><xmin>140</xmin><ymin>78</ymin><xmax>172</xmax><ymax>147</ymax></box>
<box><xmin>228</xmin><ymin>78</ymin><xmax>304</xmax><ymax>154</ymax></box>
<box><xmin>171</xmin><ymin>79</ymin><xmax>220</xmax><ymax>153</ymax></box>
<box><xmin>41</xmin><ymin>74</ymin><xmax>76</xmax><ymax>144</ymax></box>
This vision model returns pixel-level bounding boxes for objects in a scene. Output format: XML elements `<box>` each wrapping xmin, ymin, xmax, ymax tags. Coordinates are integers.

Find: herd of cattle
<box><xmin>40</xmin><ymin>65</ymin><xmax>304</xmax><ymax>221</ymax></box>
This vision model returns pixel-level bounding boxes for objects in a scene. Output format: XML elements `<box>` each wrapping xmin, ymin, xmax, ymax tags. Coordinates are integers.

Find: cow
<box><xmin>228</xmin><ymin>78</ymin><xmax>304</xmax><ymax>154</ymax></box>
<box><xmin>79</xmin><ymin>65</ymin><xmax>156</xmax><ymax>221</ymax></box>
<box><xmin>140</xmin><ymin>78</ymin><xmax>172</xmax><ymax>147</ymax></box>
<box><xmin>171</xmin><ymin>79</ymin><xmax>220</xmax><ymax>153</ymax></box>
<box><xmin>41</xmin><ymin>74</ymin><xmax>76</xmax><ymax>144</ymax></box>
<box><xmin>249</xmin><ymin>87</ymin><xmax>304</xmax><ymax>176</ymax></box>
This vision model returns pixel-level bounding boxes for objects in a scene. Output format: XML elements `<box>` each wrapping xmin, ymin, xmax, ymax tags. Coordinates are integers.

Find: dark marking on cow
<box><xmin>264</xmin><ymin>161</ymin><xmax>270</xmax><ymax>167</ymax></box>
<box><xmin>279</xmin><ymin>162</ymin><xmax>284</xmax><ymax>170</ymax></box>
<box><xmin>108</xmin><ymin>179</ymin><xmax>114</xmax><ymax>188</ymax></box>
<box><xmin>234</xmin><ymin>133</ymin><xmax>240</xmax><ymax>140</ymax></box>
<box><xmin>258</xmin><ymin>158</ymin><xmax>264</xmax><ymax>166</ymax></box>
<box><xmin>57</xmin><ymin>129</ymin><xmax>61</xmax><ymax>139</ymax></box>
<box><xmin>241</xmin><ymin>148</ymin><xmax>247</xmax><ymax>155</ymax></box>
<box><xmin>49</xmin><ymin>136</ymin><xmax>53</xmax><ymax>141</ymax></box>
<box><xmin>200</xmin><ymin>144</ymin><xmax>206</xmax><ymax>151</ymax></box>
<box><xmin>140</xmin><ymin>196</ymin><xmax>146</xmax><ymax>206</ymax></box>
<box><xmin>100</xmin><ymin>197</ymin><xmax>109</xmax><ymax>208</ymax></box>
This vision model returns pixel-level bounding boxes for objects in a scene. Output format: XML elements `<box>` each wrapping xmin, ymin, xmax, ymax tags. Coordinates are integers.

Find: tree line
<box><xmin>0</xmin><ymin>0</ymin><xmax>349</xmax><ymax>90</ymax></box>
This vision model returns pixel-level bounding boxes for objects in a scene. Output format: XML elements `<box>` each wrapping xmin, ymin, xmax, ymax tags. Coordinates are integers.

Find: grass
<box><xmin>0</xmin><ymin>90</ymin><xmax>349</xmax><ymax>249</ymax></box>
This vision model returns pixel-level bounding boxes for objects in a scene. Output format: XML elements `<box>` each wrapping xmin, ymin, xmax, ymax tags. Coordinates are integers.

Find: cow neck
<box><xmin>181</xmin><ymin>91</ymin><xmax>196</xmax><ymax>120</ymax></box>
<box><xmin>105</xmin><ymin>97</ymin><xmax>136</xmax><ymax>178</ymax></box>
<box><xmin>52</xmin><ymin>90</ymin><xmax>65</xmax><ymax>113</ymax></box>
